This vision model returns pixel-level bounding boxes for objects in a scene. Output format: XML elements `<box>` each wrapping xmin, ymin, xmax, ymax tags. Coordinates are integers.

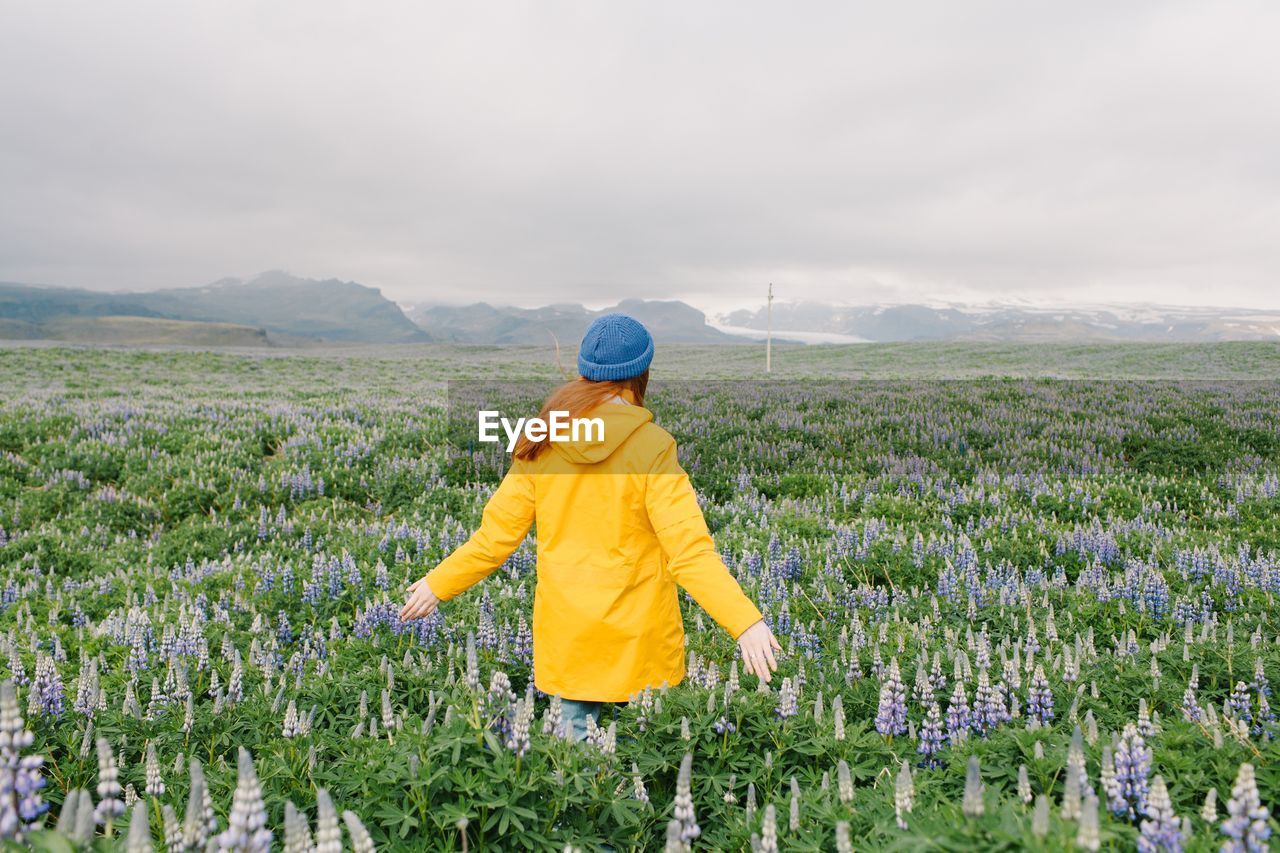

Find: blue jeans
<box><xmin>560</xmin><ymin>699</ymin><xmax>602</xmax><ymax>741</ymax></box>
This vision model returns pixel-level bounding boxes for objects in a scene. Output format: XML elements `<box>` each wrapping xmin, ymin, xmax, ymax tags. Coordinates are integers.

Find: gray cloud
<box><xmin>1</xmin><ymin>1</ymin><xmax>1277</xmax><ymax>311</ymax></box>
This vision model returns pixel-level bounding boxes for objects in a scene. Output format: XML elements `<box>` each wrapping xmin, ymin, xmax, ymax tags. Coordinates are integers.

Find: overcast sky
<box><xmin>1</xmin><ymin>1</ymin><xmax>1277</xmax><ymax>313</ymax></box>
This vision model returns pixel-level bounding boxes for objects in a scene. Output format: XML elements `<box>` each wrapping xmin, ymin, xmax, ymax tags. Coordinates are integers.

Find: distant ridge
<box><xmin>0</xmin><ymin>271</ymin><xmax>428</xmax><ymax>344</ymax></box>
<box><xmin>406</xmin><ymin>298</ymin><xmax>738</xmax><ymax>344</ymax></box>
<box><xmin>719</xmin><ymin>300</ymin><xmax>1280</xmax><ymax>343</ymax></box>
<box><xmin>0</xmin><ymin>315</ymin><xmax>272</xmax><ymax>347</ymax></box>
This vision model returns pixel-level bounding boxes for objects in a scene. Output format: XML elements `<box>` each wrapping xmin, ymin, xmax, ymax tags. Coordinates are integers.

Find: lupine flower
<box><xmin>1138</xmin><ymin>774</ymin><xmax>1181</xmax><ymax>853</ymax></box>
<box><xmin>917</xmin><ymin>701</ymin><xmax>945</xmax><ymax>765</ymax></box>
<box><xmin>601</xmin><ymin>720</ymin><xmax>617</xmax><ymax>755</ymax></box>
<box><xmin>973</xmin><ymin>668</ymin><xmax>1010</xmax><ymax>735</ymax></box>
<box><xmin>342</xmin><ymin>811</ymin><xmax>375</xmax><ymax>853</ymax></box>
<box><xmin>912</xmin><ymin>660</ymin><xmax>934</xmax><ymax>706</ymax></box>
<box><xmin>962</xmin><ymin>755</ymin><xmax>984</xmax><ymax>817</ymax></box>
<box><xmin>894</xmin><ymin>760</ymin><xmax>914</xmax><ymax>829</ymax></box>
<box><xmin>1112</xmin><ymin>723</ymin><xmax>1152</xmax><ymax>820</ymax></box>
<box><xmin>144</xmin><ymin>741</ymin><xmax>164</xmax><ymax>796</ymax></box>
<box><xmin>1227</xmin><ymin>682</ymin><xmax>1252</xmax><ymax>723</ymax></box>
<box><xmin>1181</xmin><ymin>668</ymin><xmax>1203</xmax><ymax>722</ymax></box>
<box><xmin>282</xmin><ymin>700</ymin><xmax>300</xmax><ymax>738</ymax></box>
<box><xmin>836</xmin><ymin>760</ymin><xmax>853</xmax><ymax>803</ymax></box>
<box><xmin>632</xmin><ymin>762</ymin><xmax>649</xmax><ymax>803</ymax></box>
<box><xmin>663</xmin><ymin>819</ymin><xmax>684</xmax><ymax>853</ymax></box>
<box><xmin>505</xmin><ymin>696</ymin><xmax>534</xmax><ymax>757</ymax></box>
<box><xmin>0</xmin><ymin>680</ymin><xmax>47</xmax><ymax>841</ymax></box>
<box><xmin>1061</xmin><ymin>726</ymin><xmax>1087</xmax><ymax>821</ymax></box>
<box><xmin>946</xmin><ymin>681</ymin><xmax>971</xmax><ymax>743</ymax></box>
<box><xmin>1026</xmin><ymin>665</ymin><xmax>1053</xmax><ymax>725</ymax></box>
<box><xmin>213</xmin><ymin>747</ymin><xmax>272</xmax><ymax>851</ymax></box>
<box><xmin>776</xmin><ymin>677</ymin><xmax>798</xmax><ymax>720</ymax></box>
<box><xmin>282</xmin><ymin>801</ymin><xmax>313</xmax><ymax>853</ymax></box>
<box><xmin>64</xmin><ymin>788</ymin><xmax>95</xmax><ymax>845</ymax></box>
<box><xmin>543</xmin><ymin>695</ymin><xmax>564</xmax><ymax>738</ymax></box>
<box><xmin>759</xmin><ymin>803</ymin><xmax>778</xmax><ymax>853</ymax></box>
<box><xmin>484</xmin><ymin>672</ymin><xmax>515</xmax><ymax>741</ymax></box>
<box><xmin>1077</xmin><ymin>789</ymin><xmax>1101</xmax><ymax>851</ymax></box>
<box><xmin>94</xmin><ymin>737</ymin><xmax>125</xmax><ymax>826</ymax></box>
<box><xmin>1201</xmin><ymin>788</ymin><xmax>1218</xmax><ymax>822</ymax></box>
<box><xmin>1033</xmin><ymin>794</ymin><xmax>1050</xmax><ymax>836</ymax></box>
<box><xmin>464</xmin><ymin>632</ymin><xmax>481</xmax><ymax>693</ymax></box>
<box><xmin>161</xmin><ymin>803</ymin><xmax>182</xmax><ymax>851</ymax></box>
<box><xmin>875</xmin><ymin>658</ymin><xmax>907</xmax><ymax>737</ymax></box>
<box><xmin>182</xmin><ymin>758</ymin><xmax>217</xmax><ymax>848</ymax></box>
<box><xmin>73</xmin><ymin>658</ymin><xmax>100</xmax><ymax>719</ymax></box>
<box><xmin>1017</xmin><ymin>765</ymin><xmax>1032</xmax><ymax>803</ymax></box>
<box><xmin>673</xmin><ymin>753</ymin><xmax>700</xmax><ymax>844</ymax></box>
<box><xmin>125</xmin><ymin>800</ymin><xmax>151</xmax><ymax>853</ymax></box>
<box><xmin>1220</xmin><ymin>762</ymin><xmax>1270</xmax><ymax>852</ymax></box>
<box><xmin>27</xmin><ymin>654</ymin><xmax>64</xmax><ymax>718</ymax></box>
<box><xmin>313</xmin><ymin>789</ymin><xmax>341</xmax><ymax>853</ymax></box>
<box><xmin>836</xmin><ymin>821</ymin><xmax>852</xmax><ymax>853</ymax></box>
<box><xmin>1253</xmin><ymin>692</ymin><xmax>1274</xmax><ymax>738</ymax></box>
<box><xmin>226</xmin><ymin>653</ymin><xmax>244</xmax><ymax>706</ymax></box>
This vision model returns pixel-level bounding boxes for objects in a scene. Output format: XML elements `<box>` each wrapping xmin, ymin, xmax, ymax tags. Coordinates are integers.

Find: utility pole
<box><xmin>766</xmin><ymin>282</ymin><xmax>773</xmax><ymax>373</ymax></box>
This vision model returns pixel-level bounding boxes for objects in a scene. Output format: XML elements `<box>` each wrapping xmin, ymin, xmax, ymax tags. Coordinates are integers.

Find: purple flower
<box><xmin>27</xmin><ymin>655</ymin><xmax>64</xmax><ymax>718</ymax></box>
<box><xmin>875</xmin><ymin>658</ymin><xmax>908</xmax><ymax>737</ymax></box>
<box><xmin>1112</xmin><ymin>723</ymin><xmax>1151</xmax><ymax>820</ymax></box>
<box><xmin>973</xmin><ymin>669</ymin><xmax>1008</xmax><ymax>736</ymax></box>
<box><xmin>484</xmin><ymin>672</ymin><xmax>515</xmax><ymax>740</ymax></box>
<box><xmin>1227</xmin><ymin>681</ymin><xmax>1252</xmax><ymax>723</ymax></box>
<box><xmin>1138</xmin><ymin>775</ymin><xmax>1181</xmax><ymax>853</ymax></box>
<box><xmin>1221</xmin><ymin>762</ymin><xmax>1270</xmax><ymax>852</ymax></box>
<box><xmin>0</xmin><ymin>681</ymin><xmax>47</xmax><ymax>841</ymax></box>
<box><xmin>917</xmin><ymin>702</ymin><xmax>945</xmax><ymax>765</ymax></box>
<box><xmin>1026</xmin><ymin>665</ymin><xmax>1053</xmax><ymax>725</ymax></box>
<box><xmin>504</xmin><ymin>696</ymin><xmax>534</xmax><ymax>758</ymax></box>
<box><xmin>946</xmin><ymin>681</ymin><xmax>971</xmax><ymax>743</ymax></box>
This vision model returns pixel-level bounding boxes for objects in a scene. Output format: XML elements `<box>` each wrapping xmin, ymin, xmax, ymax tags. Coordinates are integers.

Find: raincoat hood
<box><xmin>549</xmin><ymin>402</ymin><xmax>654</xmax><ymax>465</ymax></box>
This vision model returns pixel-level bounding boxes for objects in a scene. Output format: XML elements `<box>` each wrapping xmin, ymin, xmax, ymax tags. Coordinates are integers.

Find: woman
<box><xmin>400</xmin><ymin>313</ymin><xmax>780</xmax><ymax>739</ymax></box>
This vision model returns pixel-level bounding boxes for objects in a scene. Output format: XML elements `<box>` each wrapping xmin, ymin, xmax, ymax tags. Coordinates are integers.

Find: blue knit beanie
<box><xmin>577</xmin><ymin>313</ymin><xmax>654</xmax><ymax>381</ymax></box>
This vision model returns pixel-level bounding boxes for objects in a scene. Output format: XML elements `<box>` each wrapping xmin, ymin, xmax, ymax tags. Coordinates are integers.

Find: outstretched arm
<box><xmin>400</xmin><ymin>460</ymin><xmax>535</xmax><ymax>621</ymax></box>
<box><xmin>645</xmin><ymin>438</ymin><xmax>780</xmax><ymax>681</ymax></box>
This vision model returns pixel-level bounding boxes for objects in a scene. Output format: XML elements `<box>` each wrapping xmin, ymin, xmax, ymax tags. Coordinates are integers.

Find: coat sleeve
<box><xmin>645</xmin><ymin>437</ymin><xmax>764</xmax><ymax>640</ymax></box>
<box><xmin>422</xmin><ymin>459</ymin><xmax>535</xmax><ymax>601</ymax></box>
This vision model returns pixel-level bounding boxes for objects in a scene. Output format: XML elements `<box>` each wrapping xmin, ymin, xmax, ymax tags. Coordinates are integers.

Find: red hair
<box><xmin>513</xmin><ymin>371</ymin><xmax>650</xmax><ymax>460</ymax></box>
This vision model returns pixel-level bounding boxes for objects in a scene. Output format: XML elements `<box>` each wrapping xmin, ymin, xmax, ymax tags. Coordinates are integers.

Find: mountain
<box><xmin>720</xmin><ymin>301</ymin><xmax>1280</xmax><ymax>343</ymax></box>
<box><xmin>0</xmin><ymin>271</ymin><xmax>429</xmax><ymax>344</ymax></box>
<box><xmin>407</xmin><ymin>298</ymin><xmax>738</xmax><ymax>344</ymax></box>
<box><xmin>8</xmin><ymin>274</ymin><xmax>1272</xmax><ymax>347</ymax></box>
<box><xmin>0</xmin><ymin>281</ymin><xmax>161</xmax><ymax>324</ymax></box>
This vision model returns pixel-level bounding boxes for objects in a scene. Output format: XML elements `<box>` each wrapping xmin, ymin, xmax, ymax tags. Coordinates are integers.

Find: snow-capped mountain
<box><xmin>718</xmin><ymin>300</ymin><xmax>1280</xmax><ymax>343</ymax></box>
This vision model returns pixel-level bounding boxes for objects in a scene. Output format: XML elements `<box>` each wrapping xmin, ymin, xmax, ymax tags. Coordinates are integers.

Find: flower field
<box><xmin>0</xmin><ymin>345</ymin><xmax>1278</xmax><ymax>851</ymax></box>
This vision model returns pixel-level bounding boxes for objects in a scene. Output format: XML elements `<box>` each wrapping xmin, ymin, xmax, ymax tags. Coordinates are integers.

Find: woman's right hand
<box><xmin>737</xmin><ymin>619</ymin><xmax>781</xmax><ymax>683</ymax></box>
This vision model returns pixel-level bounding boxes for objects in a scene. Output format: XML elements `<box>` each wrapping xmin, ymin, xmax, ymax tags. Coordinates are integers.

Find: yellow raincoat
<box><xmin>422</xmin><ymin>399</ymin><xmax>763</xmax><ymax>701</ymax></box>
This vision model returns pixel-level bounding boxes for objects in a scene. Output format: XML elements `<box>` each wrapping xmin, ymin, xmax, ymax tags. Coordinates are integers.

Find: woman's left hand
<box><xmin>399</xmin><ymin>577</ymin><xmax>440</xmax><ymax>621</ymax></box>
<box><xmin>737</xmin><ymin>619</ymin><xmax>782</xmax><ymax>683</ymax></box>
